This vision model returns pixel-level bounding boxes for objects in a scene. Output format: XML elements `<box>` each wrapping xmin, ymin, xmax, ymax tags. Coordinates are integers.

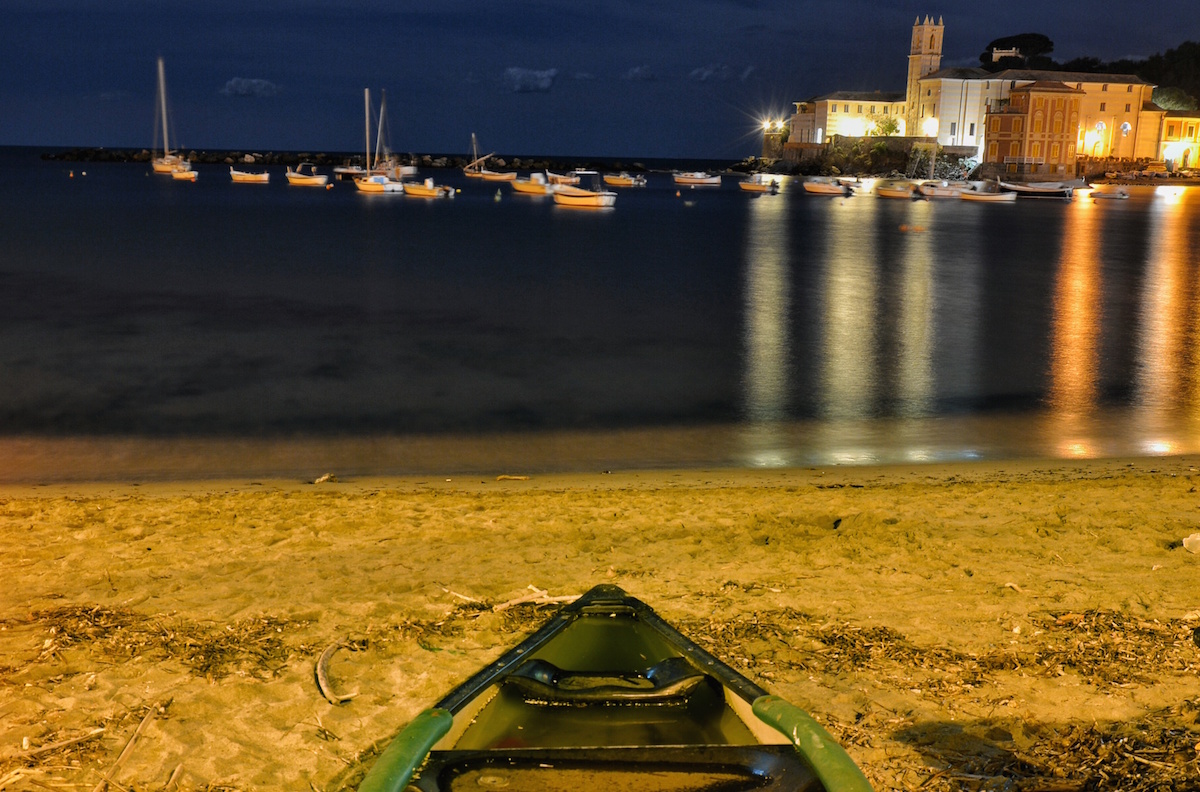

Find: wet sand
<box><xmin>3</xmin><ymin>457</ymin><xmax>1200</xmax><ymax>790</ymax></box>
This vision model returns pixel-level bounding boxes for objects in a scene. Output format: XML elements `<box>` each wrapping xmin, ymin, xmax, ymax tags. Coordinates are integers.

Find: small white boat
<box><xmin>481</xmin><ymin>169</ymin><xmax>517</xmax><ymax>182</ymax></box>
<box><xmin>1092</xmin><ymin>188</ymin><xmax>1130</xmax><ymax>200</ymax></box>
<box><xmin>604</xmin><ymin>172</ymin><xmax>647</xmax><ymax>188</ymax></box>
<box><xmin>999</xmin><ymin>180</ymin><xmax>1077</xmax><ymax>199</ymax></box>
<box><xmin>739</xmin><ymin>174</ymin><xmax>779</xmax><ymax>194</ymax></box>
<box><xmin>673</xmin><ymin>171</ymin><xmax>721</xmax><ymax>186</ymax></box>
<box><xmin>546</xmin><ymin>171</ymin><xmax>580</xmax><ymax>185</ymax></box>
<box><xmin>959</xmin><ymin>188</ymin><xmax>1016</xmax><ymax>202</ymax></box>
<box><xmin>285</xmin><ymin>162</ymin><xmax>329</xmax><ymax>187</ymax></box>
<box><xmin>552</xmin><ymin>185</ymin><xmax>617</xmax><ymax>208</ymax></box>
<box><xmin>230</xmin><ymin>167</ymin><xmax>269</xmax><ymax>184</ymax></box>
<box><xmin>802</xmin><ymin>177</ymin><xmax>851</xmax><ymax>196</ymax></box>
<box><xmin>875</xmin><ymin>179</ymin><xmax>917</xmax><ymax>199</ymax></box>
<box><xmin>402</xmin><ymin>178</ymin><xmax>453</xmax><ymax>198</ymax></box>
<box><xmin>171</xmin><ymin>168</ymin><xmax>197</xmax><ymax>182</ymax></box>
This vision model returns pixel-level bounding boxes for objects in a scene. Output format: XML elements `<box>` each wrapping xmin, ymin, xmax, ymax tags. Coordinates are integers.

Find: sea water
<box><xmin>2</xmin><ymin>147</ymin><xmax>1199</xmax><ymax>480</ymax></box>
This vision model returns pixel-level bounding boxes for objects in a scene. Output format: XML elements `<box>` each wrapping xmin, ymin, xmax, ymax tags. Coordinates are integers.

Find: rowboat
<box><xmin>959</xmin><ymin>188</ymin><xmax>1016</xmax><ymax>202</ymax></box>
<box><xmin>357</xmin><ymin>584</ymin><xmax>872</xmax><ymax>792</ymax></box>
<box><xmin>230</xmin><ymin>167</ymin><xmax>269</xmax><ymax>184</ymax></box>
<box><xmin>673</xmin><ymin>171</ymin><xmax>721</xmax><ymax>186</ymax></box>
<box><xmin>1092</xmin><ymin>188</ymin><xmax>1130</xmax><ymax>200</ymax></box>
<box><xmin>802</xmin><ymin>177</ymin><xmax>851</xmax><ymax>196</ymax></box>
<box><xmin>285</xmin><ymin>162</ymin><xmax>329</xmax><ymax>187</ymax></box>
<box><xmin>604</xmin><ymin>172</ymin><xmax>647</xmax><ymax>188</ymax></box>
<box><xmin>481</xmin><ymin>170</ymin><xmax>517</xmax><ymax>182</ymax></box>
<box><xmin>552</xmin><ymin>184</ymin><xmax>617</xmax><ymax>208</ymax></box>
<box><xmin>739</xmin><ymin>174</ymin><xmax>779</xmax><ymax>194</ymax></box>
<box><xmin>546</xmin><ymin>171</ymin><xmax>580</xmax><ymax>185</ymax></box>
<box><xmin>171</xmin><ymin>168</ymin><xmax>197</xmax><ymax>182</ymax></box>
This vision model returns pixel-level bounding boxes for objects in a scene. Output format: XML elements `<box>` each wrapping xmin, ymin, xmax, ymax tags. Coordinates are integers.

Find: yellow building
<box><xmin>1161</xmin><ymin>111</ymin><xmax>1200</xmax><ymax>170</ymax></box>
<box><xmin>983</xmin><ymin>81</ymin><xmax>1082</xmax><ymax>175</ymax></box>
<box><xmin>788</xmin><ymin>92</ymin><xmax>907</xmax><ymax>144</ymax></box>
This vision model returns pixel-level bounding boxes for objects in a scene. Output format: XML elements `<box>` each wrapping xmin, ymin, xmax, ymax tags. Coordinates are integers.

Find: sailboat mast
<box><xmin>364</xmin><ymin>88</ymin><xmax>371</xmax><ymax>170</ymax></box>
<box><xmin>157</xmin><ymin>57</ymin><xmax>169</xmax><ymax>156</ymax></box>
<box><xmin>374</xmin><ymin>89</ymin><xmax>386</xmax><ymax>172</ymax></box>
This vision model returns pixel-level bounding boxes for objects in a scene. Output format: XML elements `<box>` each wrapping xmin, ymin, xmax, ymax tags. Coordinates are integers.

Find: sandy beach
<box><xmin>3</xmin><ymin>457</ymin><xmax>1200</xmax><ymax>791</ymax></box>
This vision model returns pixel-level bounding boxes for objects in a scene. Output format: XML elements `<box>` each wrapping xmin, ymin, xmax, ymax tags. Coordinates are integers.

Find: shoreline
<box><xmin>3</xmin><ymin>456</ymin><xmax>1200</xmax><ymax>790</ymax></box>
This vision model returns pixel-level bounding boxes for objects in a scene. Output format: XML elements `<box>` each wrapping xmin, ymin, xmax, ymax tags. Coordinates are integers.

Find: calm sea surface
<box><xmin>2</xmin><ymin>146</ymin><xmax>1199</xmax><ymax>481</ymax></box>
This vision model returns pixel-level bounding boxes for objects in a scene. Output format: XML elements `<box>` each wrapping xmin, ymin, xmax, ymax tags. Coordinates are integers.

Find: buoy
<box><xmin>326</xmin><ymin>183</ymin><xmax>333</xmax><ymax>190</ymax></box>
<box><xmin>494</xmin><ymin>189</ymin><xmax>501</xmax><ymax>202</ymax></box>
<box><xmin>675</xmin><ymin>190</ymin><xmax>681</xmax><ymax>197</ymax></box>
<box><xmin>69</xmin><ymin>171</ymin><xmax>74</xmax><ymax>178</ymax></box>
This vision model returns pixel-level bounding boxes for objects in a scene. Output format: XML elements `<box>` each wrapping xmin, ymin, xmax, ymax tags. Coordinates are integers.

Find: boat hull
<box><xmin>959</xmin><ymin>190</ymin><xmax>1016</xmax><ymax>202</ymax></box>
<box><xmin>802</xmin><ymin>179</ymin><xmax>850</xmax><ymax>196</ymax></box>
<box><xmin>355</xmin><ymin>175</ymin><xmax>403</xmax><ymax>193</ymax></box>
<box><xmin>552</xmin><ymin>188</ymin><xmax>616</xmax><ymax>208</ymax></box>
<box><xmin>510</xmin><ymin>179</ymin><xmax>550</xmax><ymax>195</ymax></box>
<box><xmin>357</xmin><ymin>585</ymin><xmax>871</xmax><ymax>792</ymax></box>
<box><xmin>230</xmin><ymin>168</ymin><xmax>269</xmax><ymax>184</ymax></box>
<box><xmin>673</xmin><ymin>172</ymin><xmax>721</xmax><ymax>185</ymax></box>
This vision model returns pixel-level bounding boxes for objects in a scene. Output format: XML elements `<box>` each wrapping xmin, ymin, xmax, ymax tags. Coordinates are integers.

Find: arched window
<box><xmin>1120</xmin><ymin>121</ymin><xmax>1132</xmax><ymax>137</ymax></box>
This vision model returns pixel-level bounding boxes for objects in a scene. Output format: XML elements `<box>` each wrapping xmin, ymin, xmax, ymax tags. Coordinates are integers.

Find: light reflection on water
<box><xmin>739</xmin><ymin>184</ymin><xmax>1200</xmax><ymax>470</ymax></box>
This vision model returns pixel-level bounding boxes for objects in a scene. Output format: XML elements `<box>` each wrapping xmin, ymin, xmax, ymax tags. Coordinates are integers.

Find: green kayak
<box><xmin>358</xmin><ymin>584</ymin><xmax>873</xmax><ymax>792</ymax></box>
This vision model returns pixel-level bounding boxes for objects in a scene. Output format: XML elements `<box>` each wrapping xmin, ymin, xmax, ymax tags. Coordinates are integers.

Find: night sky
<box><xmin>4</xmin><ymin>0</ymin><xmax>1198</xmax><ymax>159</ymax></box>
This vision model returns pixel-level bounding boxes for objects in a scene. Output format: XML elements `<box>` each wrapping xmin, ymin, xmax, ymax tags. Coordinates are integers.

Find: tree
<box><xmin>1153</xmin><ymin>86</ymin><xmax>1199</xmax><ymax>110</ymax></box>
<box><xmin>868</xmin><ymin>114</ymin><xmax>900</xmax><ymax>136</ymax></box>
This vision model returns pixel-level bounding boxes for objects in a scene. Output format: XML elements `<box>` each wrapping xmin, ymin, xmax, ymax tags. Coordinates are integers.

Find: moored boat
<box><xmin>170</xmin><ymin>168</ymin><xmax>197</xmax><ymax>182</ymax></box>
<box><xmin>802</xmin><ymin>177</ymin><xmax>852</xmax><ymax>196</ymax></box>
<box><xmin>552</xmin><ymin>184</ymin><xmax>617</xmax><ymax>208</ymax></box>
<box><xmin>1092</xmin><ymin>187</ymin><xmax>1130</xmax><ymax>200</ymax></box>
<box><xmin>917</xmin><ymin>179</ymin><xmax>969</xmax><ymax>198</ymax></box>
<box><xmin>355</xmin><ymin>174</ymin><xmax>404</xmax><ymax>193</ymax></box>
<box><xmin>402</xmin><ymin>178</ymin><xmax>453</xmax><ymax>198</ymax></box>
<box><xmin>959</xmin><ymin>188</ymin><xmax>1016</xmax><ymax>202</ymax></box>
<box><xmin>604</xmin><ymin>172</ymin><xmax>647</xmax><ymax>188</ymax></box>
<box><xmin>151</xmin><ymin>58</ymin><xmax>191</xmax><ymax>175</ymax></box>
<box><xmin>481</xmin><ymin>169</ymin><xmax>517</xmax><ymax>182</ymax></box>
<box><xmin>285</xmin><ymin>162</ymin><xmax>329</xmax><ymax>187</ymax></box>
<box><xmin>510</xmin><ymin>173</ymin><xmax>552</xmax><ymax>195</ymax></box>
<box><xmin>545</xmin><ymin>170</ymin><xmax>580</xmax><ymax>185</ymax></box>
<box><xmin>739</xmin><ymin>174</ymin><xmax>780</xmax><ymax>193</ymax></box>
<box><xmin>356</xmin><ymin>584</ymin><xmax>872</xmax><ymax>792</ymax></box>
<box><xmin>673</xmin><ymin>171</ymin><xmax>721</xmax><ymax>186</ymax></box>
<box><xmin>230</xmin><ymin>167</ymin><xmax>269</xmax><ymax>184</ymax></box>
<box><xmin>999</xmin><ymin>180</ymin><xmax>1077</xmax><ymax>199</ymax></box>
<box><xmin>875</xmin><ymin>179</ymin><xmax>917</xmax><ymax>199</ymax></box>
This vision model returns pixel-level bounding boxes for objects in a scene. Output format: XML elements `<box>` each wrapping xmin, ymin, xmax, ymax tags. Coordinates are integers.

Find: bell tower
<box><xmin>905</xmin><ymin>15</ymin><xmax>944</xmax><ymax>134</ymax></box>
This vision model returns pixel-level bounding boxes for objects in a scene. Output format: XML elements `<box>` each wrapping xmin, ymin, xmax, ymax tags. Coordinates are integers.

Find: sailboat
<box><xmin>463</xmin><ymin>132</ymin><xmax>494</xmax><ymax>178</ymax></box>
<box><xmin>355</xmin><ymin>89</ymin><xmax>404</xmax><ymax>193</ymax></box>
<box><xmin>151</xmin><ymin>57</ymin><xmax>191</xmax><ymax>175</ymax></box>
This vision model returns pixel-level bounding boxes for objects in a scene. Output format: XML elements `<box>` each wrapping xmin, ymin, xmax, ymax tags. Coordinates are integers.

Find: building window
<box><xmin>988</xmin><ymin>141</ymin><xmax>998</xmax><ymax>159</ymax></box>
<box><xmin>1167</xmin><ymin>123</ymin><xmax>1176</xmax><ymax>136</ymax></box>
<box><xmin>870</xmin><ymin>106</ymin><xmax>875</xmax><ymax>113</ymax></box>
<box><xmin>1031</xmin><ymin>142</ymin><xmax>1041</xmax><ymax>159</ymax></box>
<box><xmin>1051</xmin><ymin>143</ymin><xmax>1060</xmax><ymax>159</ymax></box>
<box><xmin>1127</xmin><ymin>85</ymin><xmax>1133</xmax><ymax>92</ymax></box>
<box><xmin>1125</xmin><ymin>104</ymin><xmax>1130</xmax><ymax>113</ymax></box>
<box><xmin>1099</xmin><ymin>102</ymin><xmax>1106</xmax><ymax>112</ymax></box>
<box><xmin>1102</xmin><ymin>84</ymin><xmax>1108</xmax><ymax>91</ymax></box>
<box><xmin>1013</xmin><ymin>118</ymin><xmax>1022</xmax><ymax>133</ymax></box>
<box><xmin>830</xmin><ymin>104</ymin><xmax>836</xmax><ymax>113</ymax></box>
<box><xmin>1010</xmin><ymin>142</ymin><xmax>1020</xmax><ymax>157</ymax></box>
<box><xmin>1189</xmin><ymin>124</ymin><xmax>1197</xmax><ymax>138</ymax></box>
<box><xmin>844</xmin><ymin>104</ymin><xmax>849</xmax><ymax>113</ymax></box>
<box><xmin>857</xmin><ymin>105</ymin><xmax>862</xmax><ymax>113</ymax></box>
<box><xmin>969</xmin><ymin>122</ymin><xmax>976</xmax><ymax>136</ymax></box>
<box><xmin>990</xmin><ymin>118</ymin><xmax>1000</xmax><ymax>132</ymax></box>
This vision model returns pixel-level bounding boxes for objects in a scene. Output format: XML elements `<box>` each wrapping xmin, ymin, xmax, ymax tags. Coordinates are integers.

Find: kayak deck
<box><xmin>359</xmin><ymin>585</ymin><xmax>872</xmax><ymax>792</ymax></box>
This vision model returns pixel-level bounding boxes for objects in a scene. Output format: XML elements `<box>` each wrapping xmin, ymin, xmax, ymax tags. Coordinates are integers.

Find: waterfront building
<box><xmin>1161</xmin><ymin>111</ymin><xmax>1200</xmax><ymax>169</ymax></box>
<box><xmin>779</xmin><ymin>15</ymin><xmax>1169</xmax><ymax>173</ymax></box>
<box><xmin>788</xmin><ymin>92</ymin><xmax>907</xmax><ymax>145</ymax></box>
<box><xmin>982</xmin><ymin>81</ymin><xmax>1082</xmax><ymax>176</ymax></box>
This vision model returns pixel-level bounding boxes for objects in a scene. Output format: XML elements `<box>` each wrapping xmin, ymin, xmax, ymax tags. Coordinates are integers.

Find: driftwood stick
<box><xmin>493</xmin><ymin>587</ymin><xmax>580</xmax><ymax>612</ymax></box>
<box><xmin>315</xmin><ymin>642</ymin><xmax>357</xmax><ymax>704</ymax></box>
<box><xmin>165</xmin><ymin>763</ymin><xmax>184</xmax><ymax>790</ymax></box>
<box><xmin>19</xmin><ymin>727</ymin><xmax>107</xmax><ymax>759</ymax></box>
<box><xmin>91</xmin><ymin>708</ymin><xmax>154</xmax><ymax>792</ymax></box>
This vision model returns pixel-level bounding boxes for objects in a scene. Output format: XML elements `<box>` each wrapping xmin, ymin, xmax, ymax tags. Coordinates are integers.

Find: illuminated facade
<box><xmin>905</xmin><ymin>16</ymin><xmax>944</xmax><ymax>134</ymax></box>
<box><xmin>1160</xmin><ymin>111</ymin><xmax>1200</xmax><ymax>169</ymax></box>
<box><xmin>788</xmin><ymin>92</ymin><xmax>907</xmax><ymax>144</ymax></box>
<box><xmin>983</xmin><ymin>81</ymin><xmax>1081</xmax><ymax>174</ymax></box>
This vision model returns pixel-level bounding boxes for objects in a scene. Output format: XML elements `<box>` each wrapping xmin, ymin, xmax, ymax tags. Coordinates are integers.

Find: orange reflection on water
<box><xmin>820</xmin><ymin>203</ymin><xmax>877</xmax><ymax>419</ymax></box>
<box><xmin>1136</xmin><ymin>188</ymin><xmax>1193</xmax><ymax>415</ymax></box>
<box><xmin>1048</xmin><ymin>197</ymin><xmax>1101</xmax><ymax>416</ymax></box>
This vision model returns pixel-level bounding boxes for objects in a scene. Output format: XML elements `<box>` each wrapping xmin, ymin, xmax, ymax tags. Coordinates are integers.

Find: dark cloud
<box><xmin>220</xmin><ymin>78</ymin><xmax>279</xmax><ymax>98</ymax></box>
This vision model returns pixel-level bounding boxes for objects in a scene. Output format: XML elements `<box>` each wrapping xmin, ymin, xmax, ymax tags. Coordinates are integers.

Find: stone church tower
<box><xmin>905</xmin><ymin>15</ymin><xmax>944</xmax><ymax>134</ymax></box>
